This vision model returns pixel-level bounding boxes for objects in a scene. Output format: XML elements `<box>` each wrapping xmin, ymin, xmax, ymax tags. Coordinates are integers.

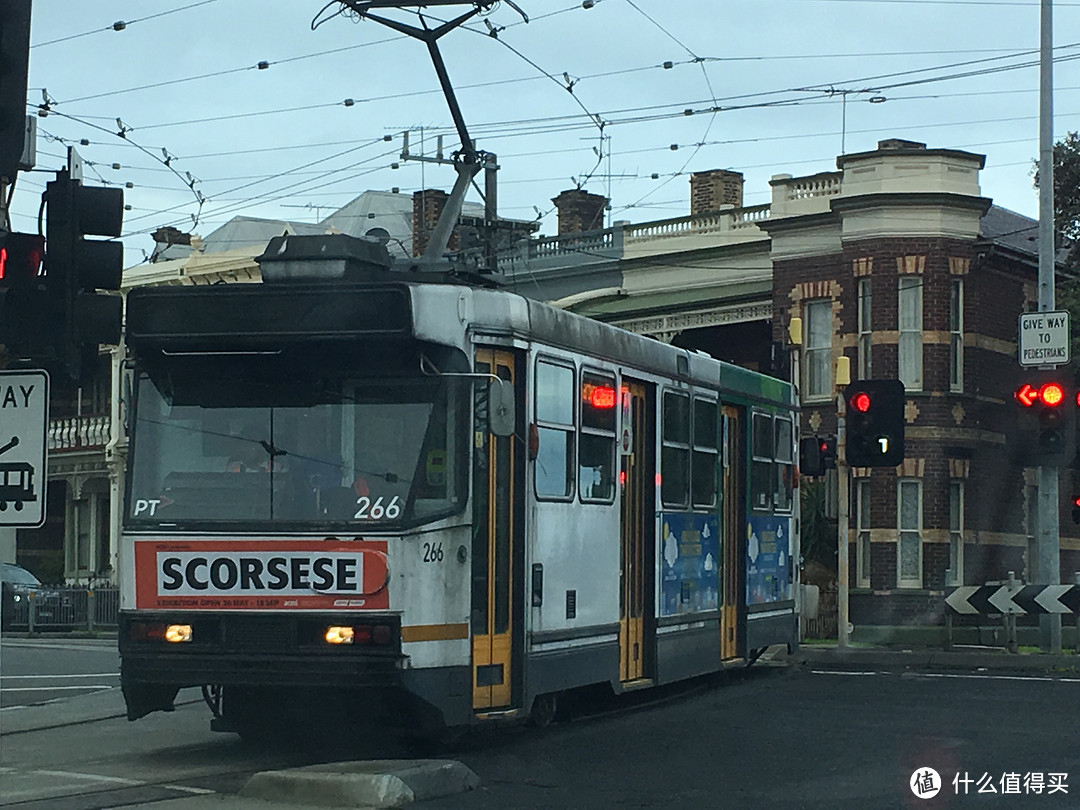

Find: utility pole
<box><xmin>1038</xmin><ymin>0</ymin><xmax>1061</xmax><ymax>653</ymax></box>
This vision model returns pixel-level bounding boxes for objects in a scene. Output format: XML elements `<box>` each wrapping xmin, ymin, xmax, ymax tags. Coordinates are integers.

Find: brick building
<box><xmin>763</xmin><ymin>139</ymin><xmax>1072</xmax><ymax>628</ymax></box>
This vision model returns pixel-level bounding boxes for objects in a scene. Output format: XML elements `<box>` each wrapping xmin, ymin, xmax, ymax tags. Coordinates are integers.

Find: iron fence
<box><xmin>2</xmin><ymin>586</ymin><xmax>120</xmax><ymax>632</ymax></box>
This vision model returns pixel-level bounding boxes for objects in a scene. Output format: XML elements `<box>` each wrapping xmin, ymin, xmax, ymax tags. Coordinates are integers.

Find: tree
<box><xmin>1035</xmin><ymin>132</ymin><xmax>1080</xmax><ymax>354</ymax></box>
<box><xmin>1051</xmin><ymin>131</ymin><xmax>1080</xmax><ymax>271</ymax></box>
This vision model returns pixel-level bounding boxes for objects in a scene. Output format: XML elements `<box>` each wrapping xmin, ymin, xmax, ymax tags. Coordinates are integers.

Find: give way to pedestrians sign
<box><xmin>1018</xmin><ymin>310</ymin><xmax>1070</xmax><ymax>367</ymax></box>
<box><xmin>0</xmin><ymin>370</ymin><xmax>49</xmax><ymax>528</ymax></box>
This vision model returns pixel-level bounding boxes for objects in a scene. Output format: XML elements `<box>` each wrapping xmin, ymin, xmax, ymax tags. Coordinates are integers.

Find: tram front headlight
<box><xmin>164</xmin><ymin>624</ymin><xmax>193</xmax><ymax>643</ymax></box>
<box><xmin>325</xmin><ymin>626</ymin><xmax>355</xmax><ymax>645</ymax></box>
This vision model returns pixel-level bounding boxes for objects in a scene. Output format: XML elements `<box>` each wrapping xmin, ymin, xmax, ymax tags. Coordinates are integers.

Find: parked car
<box><xmin>0</xmin><ymin>562</ymin><xmax>65</xmax><ymax>630</ymax></box>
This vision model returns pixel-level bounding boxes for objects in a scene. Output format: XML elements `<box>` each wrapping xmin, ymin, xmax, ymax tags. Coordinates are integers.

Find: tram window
<box><xmin>692</xmin><ymin>398</ymin><xmax>718</xmax><ymax>508</ymax></box>
<box><xmin>535</xmin><ymin>359</ymin><xmax>575</xmax><ymax>500</ymax></box>
<box><xmin>750</xmin><ymin>412</ymin><xmax>774</xmax><ymax>511</ymax></box>
<box><xmin>774</xmin><ymin>416</ymin><xmax>794</xmax><ymax>512</ymax></box>
<box><xmin>579</xmin><ymin>370</ymin><xmax>616</xmax><ymax>503</ymax></box>
<box><xmin>661</xmin><ymin>391</ymin><xmax>690</xmax><ymax>507</ymax></box>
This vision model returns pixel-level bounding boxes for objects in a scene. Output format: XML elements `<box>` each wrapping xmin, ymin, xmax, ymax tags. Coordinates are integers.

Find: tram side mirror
<box><xmin>488</xmin><ymin>379</ymin><xmax>516</xmax><ymax>437</ymax></box>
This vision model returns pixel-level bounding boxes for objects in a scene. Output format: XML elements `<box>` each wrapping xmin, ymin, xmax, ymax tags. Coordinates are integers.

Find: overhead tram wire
<box><xmin>30</xmin><ymin>0</ymin><xmax>225</xmax><ymax>48</ymax></box>
<box><xmin>621</xmin><ymin>0</ymin><xmax>722</xmax><ymax>215</ymax></box>
<box><xmin>122</xmin><ymin>137</ymin><xmax>394</xmax><ymax>229</ymax></box>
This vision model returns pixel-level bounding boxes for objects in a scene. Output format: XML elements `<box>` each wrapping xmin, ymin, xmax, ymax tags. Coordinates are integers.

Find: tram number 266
<box><xmin>423</xmin><ymin>542</ymin><xmax>444</xmax><ymax>563</ymax></box>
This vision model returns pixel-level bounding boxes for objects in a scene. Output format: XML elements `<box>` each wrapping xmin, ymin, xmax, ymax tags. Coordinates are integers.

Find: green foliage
<box><xmin>800</xmin><ymin>478</ymin><xmax>837</xmax><ymax>568</ymax></box>
<box><xmin>1035</xmin><ymin>132</ymin><xmax>1080</xmax><ymax>354</ymax></box>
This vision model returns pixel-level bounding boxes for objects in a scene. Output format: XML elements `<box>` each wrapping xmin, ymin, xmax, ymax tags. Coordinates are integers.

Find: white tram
<box><xmin>118</xmin><ymin>235</ymin><xmax>799</xmax><ymax>737</ymax></box>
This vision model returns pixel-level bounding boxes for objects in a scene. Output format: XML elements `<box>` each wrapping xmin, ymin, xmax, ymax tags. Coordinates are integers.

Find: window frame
<box><xmin>897</xmin><ymin>477</ymin><xmax>922</xmax><ymax>588</ymax></box>
<box><xmin>578</xmin><ymin>367</ymin><xmax>617</xmax><ymax>505</ymax></box>
<box><xmin>949</xmin><ymin>278</ymin><xmax>963</xmax><ymax>393</ymax></box>
<box><xmin>857</xmin><ymin>278</ymin><xmax>872</xmax><ymax>380</ymax></box>
<box><xmin>803</xmin><ymin>298</ymin><xmax>832</xmax><ymax>402</ymax></box>
<box><xmin>661</xmin><ymin>389</ymin><xmax>691</xmax><ymax>509</ymax></box>
<box><xmin>691</xmin><ymin>395</ymin><xmax>719</xmax><ymax>509</ymax></box>
<box><xmin>898</xmin><ymin>276</ymin><xmax>923</xmax><ymax>392</ymax></box>
<box><xmin>533</xmin><ymin>356</ymin><xmax>576</xmax><ymax>502</ymax></box>
<box><xmin>947</xmin><ymin>480</ymin><xmax>964</xmax><ymax>586</ymax></box>
<box><xmin>856</xmin><ymin>478</ymin><xmax>871</xmax><ymax>588</ymax></box>
<box><xmin>749</xmin><ymin>410</ymin><xmax>794</xmax><ymax>515</ymax></box>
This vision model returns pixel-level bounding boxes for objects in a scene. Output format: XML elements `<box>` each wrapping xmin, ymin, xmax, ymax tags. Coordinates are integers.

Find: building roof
<box><xmin>980</xmin><ymin>205</ymin><xmax>1039</xmax><ymax>258</ymax></box>
<box><xmin>319</xmin><ymin>190</ymin><xmax>487</xmax><ymax>259</ymax></box>
<box><xmin>199</xmin><ymin>216</ymin><xmax>327</xmax><ymax>254</ymax></box>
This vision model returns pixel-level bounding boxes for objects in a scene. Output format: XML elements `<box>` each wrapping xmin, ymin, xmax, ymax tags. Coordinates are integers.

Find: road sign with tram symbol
<box><xmin>0</xmin><ymin>370</ymin><xmax>49</xmax><ymax>527</ymax></box>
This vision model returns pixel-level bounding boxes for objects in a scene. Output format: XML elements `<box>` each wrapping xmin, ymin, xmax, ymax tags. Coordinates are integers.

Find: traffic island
<box><xmin>239</xmin><ymin>759</ymin><xmax>480</xmax><ymax>808</ymax></box>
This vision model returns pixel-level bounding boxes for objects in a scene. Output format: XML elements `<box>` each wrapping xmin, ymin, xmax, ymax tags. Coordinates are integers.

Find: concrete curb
<box><xmin>240</xmin><ymin>759</ymin><xmax>480</xmax><ymax>808</ymax></box>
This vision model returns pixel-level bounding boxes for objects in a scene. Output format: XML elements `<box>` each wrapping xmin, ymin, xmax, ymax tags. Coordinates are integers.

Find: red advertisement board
<box><xmin>134</xmin><ymin>539</ymin><xmax>389</xmax><ymax>611</ymax></box>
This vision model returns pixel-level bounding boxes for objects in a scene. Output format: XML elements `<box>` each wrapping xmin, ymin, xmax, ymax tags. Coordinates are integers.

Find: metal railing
<box><xmin>3</xmin><ymin>586</ymin><xmax>119</xmax><ymax>632</ymax></box>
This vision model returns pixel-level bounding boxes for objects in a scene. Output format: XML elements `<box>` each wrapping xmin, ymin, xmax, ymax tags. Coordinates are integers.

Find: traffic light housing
<box><xmin>844</xmin><ymin>379</ymin><xmax>906</xmax><ymax>467</ymax></box>
<box><xmin>44</xmin><ymin>170</ymin><xmax>124</xmax><ymax>380</ymax></box>
<box><xmin>799</xmin><ymin>435</ymin><xmax>838</xmax><ymax>477</ymax></box>
<box><xmin>0</xmin><ymin>0</ymin><xmax>32</xmax><ymax>180</ymax></box>
<box><xmin>1013</xmin><ymin>374</ymin><xmax>1075</xmax><ymax>466</ymax></box>
<box><xmin>799</xmin><ymin>436</ymin><xmax>824</xmax><ymax>477</ymax></box>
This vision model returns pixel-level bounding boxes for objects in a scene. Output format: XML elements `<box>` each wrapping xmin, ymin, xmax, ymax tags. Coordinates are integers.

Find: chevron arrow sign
<box><xmin>946</xmin><ymin>585</ymin><xmax>1080</xmax><ymax>615</ymax></box>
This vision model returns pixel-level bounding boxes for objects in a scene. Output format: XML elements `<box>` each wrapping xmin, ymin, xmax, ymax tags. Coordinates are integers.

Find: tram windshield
<box><xmin>126</xmin><ymin>359</ymin><xmax>468</xmax><ymax>530</ymax></box>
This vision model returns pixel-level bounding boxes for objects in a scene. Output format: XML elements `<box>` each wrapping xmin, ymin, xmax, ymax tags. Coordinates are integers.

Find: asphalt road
<box><xmin>3</xmin><ymin>646</ymin><xmax>1080</xmax><ymax>808</ymax></box>
<box><xmin>0</xmin><ymin>636</ymin><xmax>119</xmax><ymax>708</ymax></box>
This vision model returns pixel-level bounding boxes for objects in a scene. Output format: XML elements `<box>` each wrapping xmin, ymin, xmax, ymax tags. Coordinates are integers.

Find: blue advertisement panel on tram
<box><xmin>660</xmin><ymin>512</ymin><xmax>720</xmax><ymax>616</ymax></box>
<box><xmin>746</xmin><ymin>515</ymin><xmax>792</xmax><ymax>604</ymax></box>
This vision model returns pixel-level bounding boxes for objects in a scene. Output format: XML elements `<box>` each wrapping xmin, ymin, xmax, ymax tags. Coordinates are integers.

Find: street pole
<box><xmin>1038</xmin><ymin>0</ymin><xmax>1062</xmax><ymax>653</ymax></box>
<box><xmin>837</xmin><ymin>392</ymin><xmax>850</xmax><ymax>649</ymax></box>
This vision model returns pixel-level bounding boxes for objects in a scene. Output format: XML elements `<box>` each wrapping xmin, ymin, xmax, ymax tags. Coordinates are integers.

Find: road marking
<box><xmin>1</xmin><ymin>684</ymin><xmax>115</xmax><ymax>692</ymax></box>
<box><xmin>29</xmin><ymin>769</ymin><xmax>217</xmax><ymax>797</ymax></box>
<box><xmin>810</xmin><ymin>670</ymin><xmax>1080</xmax><ymax>684</ymax></box>
<box><xmin>1</xmin><ymin>673</ymin><xmax>119</xmax><ymax>679</ymax></box>
<box><xmin>34</xmin><ymin>770</ymin><xmax>145</xmax><ymax>786</ymax></box>
<box><xmin>162</xmin><ymin>785</ymin><xmax>217</xmax><ymax>794</ymax></box>
<box><xmin>906</xmin><ymin>672</ymin><xmax>1080</xmax><ymax>684</ymax></box>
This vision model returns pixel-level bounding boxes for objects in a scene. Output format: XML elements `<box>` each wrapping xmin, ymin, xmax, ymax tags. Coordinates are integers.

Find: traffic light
<box><xmin>820</xmin><ymin>436</ymin><xmax>837</xmax><ymax>470</ymax></box>
<box><xmin>0</xmin><ymin>0</ymin><xmax>32</xmax><ymax>180</ymax></box>
<box><xmin>844</xmin><ymin>379</ymin><xmax>905</xmax><ymax>467</ymax></box>
<box><xmin>1013</xmin><ymin>375</ymin><xmax>1075</xmax><ymax>465</ymax></box>
<box><xmin>799</xmin><ymin>436</ymin><xmax>824</xmax><ymax>477</ymax></box>
<box><xmin>0</xmin><ymin>230</ymin><xmax>48</xmax><ymax>354</ymax></box>
<box><xmin>799</xmin><ymin>435</ymin><xmax>837</xmax><ymax>477</ymax></box>
<box><xmin>1072</xmin><ymin>494</ymin><xmax>1080</xmax><ymax>526</ymax></box>
<box><xmin>44</xmin><ymin>170</ymin><xmax>124</xmax><ymax>380</ymax></box>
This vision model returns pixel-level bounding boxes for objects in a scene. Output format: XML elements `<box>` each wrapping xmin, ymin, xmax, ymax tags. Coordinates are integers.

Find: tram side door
<box><xmin>471</xmin><ymin>349</ymin><xmax>519</xmax><ymax>710</ymax></box>
<box><xmin>720</xmin><ymin>406</ymin><xmax>742</xmax><ymax>661</ymax></box>
<box><xmin>619</xmin><ymin>380</ymin><xmax>653</xmax><ymax>683</ymax></box>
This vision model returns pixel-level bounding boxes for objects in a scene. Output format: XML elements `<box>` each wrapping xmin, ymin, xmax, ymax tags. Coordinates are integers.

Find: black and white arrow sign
<box><xmin>946</xmin><ymin>585</ymin><xmax>1080</xmax><ymax>615</ymax></box>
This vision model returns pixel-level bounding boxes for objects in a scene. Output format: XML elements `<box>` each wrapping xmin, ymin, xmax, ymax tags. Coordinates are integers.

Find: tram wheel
<box><xmin>0</xmin><ymin>501</ymin><xmax>6</xmax><ymax>511</ymax></box>
<box><xmin>528</xmin><ymin>692</ymin><xmax>558</xmax><ymax>728</ymax></box>
<box><xmin>13</xmin><ymin>501</ymin><xmax>22</xmax><ymax>511</ymax></box>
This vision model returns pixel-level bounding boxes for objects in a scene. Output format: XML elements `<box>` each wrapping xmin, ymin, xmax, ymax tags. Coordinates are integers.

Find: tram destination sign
<box><xmin>1018</xmin><ymin>310</ymin><xmax>1070</xmax><ymax>367</ymax></box>
<box><xmin>0</xmin><ymin>370</ymin><xmax>49</xmax><ymax>527</ymax></box>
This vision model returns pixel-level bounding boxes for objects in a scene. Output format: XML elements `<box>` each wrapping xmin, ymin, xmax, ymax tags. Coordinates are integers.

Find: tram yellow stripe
<box><xmin>401</xmin><ymin>623</ymin><xmax>469</xmax><ymax>642</ymax></box>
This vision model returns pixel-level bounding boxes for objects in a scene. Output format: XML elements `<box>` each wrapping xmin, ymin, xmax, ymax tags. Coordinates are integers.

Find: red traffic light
<box><xmin>850</xmin><ymin>392</ymin><xmax>871</xmax><ymax>413</ymax></box>
<box><xmin>1016</xmin><ymin>381</ymin><xmax>1068</xmax><ymax>407</ymax></box>
<box><xmin>1040</xmin><ymin>382</ymin><xmax>1065</xmax><ymax>407</ymax></box>
<box><xmin>0</xmin><ymin>233</ymin><xmax>45</xmax><ymax>284</ymax></box>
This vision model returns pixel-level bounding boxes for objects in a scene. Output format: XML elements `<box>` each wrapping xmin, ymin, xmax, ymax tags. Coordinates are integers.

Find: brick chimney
<box><xmin>412</xmin><ymin>189</ymin><xmax>460</xmax><ymax>257</ymax></box>
<box><xmin>552</xmin><ymin>189</ymin><xmax>608</xmax><ymax>235</ymax></box>
<box><xmin>150</xmin><ymin>226</ymin><xmax>195</xmax><ymax>263</ymax></box>
<box><xmin>689</xmin><ymin>169</ymin><xmax>744</xmax><ymax>215</ymax></box>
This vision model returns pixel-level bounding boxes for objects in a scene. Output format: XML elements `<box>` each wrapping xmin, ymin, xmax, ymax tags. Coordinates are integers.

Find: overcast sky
<box><xmin>11</xmin><ymin>0</ymin><xmax>1080</xmax><ymax>266</ymax></box>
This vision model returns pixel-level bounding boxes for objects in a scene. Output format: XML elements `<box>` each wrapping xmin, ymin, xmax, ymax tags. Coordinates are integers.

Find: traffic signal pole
<box><xmin>837</xmin><ymin>393</ymin><xmax>850</xmax><ymax>649</ymax></box>
<box><xmin>1038</xmin><ymin>0</ymin><xmax>1061</xmax><ymax>653</ymax></box>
